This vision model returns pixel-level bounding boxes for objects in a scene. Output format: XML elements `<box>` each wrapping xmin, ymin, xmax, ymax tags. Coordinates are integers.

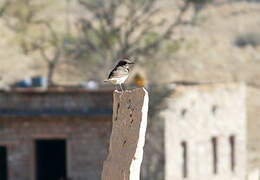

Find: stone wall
<box><xmin>163</xmin><ymin>83</ymin><xmax>247</xmax><ymax>180</ymax></box>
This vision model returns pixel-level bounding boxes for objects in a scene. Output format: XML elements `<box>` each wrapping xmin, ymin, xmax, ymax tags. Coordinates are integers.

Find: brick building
<box><xmin>0</xmin><ymin>83</ymin><xmax>248</xmax><ymax>180</ymax></box>
<box><xmin>0</xmin><ymin>88</ymin><xmax>113</xmax><ymax>180</ymax></box>
<box><xmin>163</xmin><ymin>83</ymin><xmax>247</xmax><ymax>180</ymax></box>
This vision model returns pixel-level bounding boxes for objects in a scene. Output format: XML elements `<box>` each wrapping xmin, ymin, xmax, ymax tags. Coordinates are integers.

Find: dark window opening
<box><xmin>229</xmin><ymin>135</ymin><xmax>236</xmax><ymax>172</ymax></box>
<box><xmin>35</xmin><ymin>139</ymin><xmax>67</xmax><ymax>180</ymax></box>
<box><xmin>212</xmin><ymin>105</ymin><xmax>218</xmax><ymax>115</ymax></box>
<box><xmin>181</xmin><ymin>141</ymin><xmax>188</xmax><ymax>178</ymax></box>
<box><xmin>212</xmin><ymin>137</ymin><xmax>218</xmax><ymax>174</ymax></box>
<box><xmin>0</xmin><ymin>146</ymin><xmax>8</xmax><ymax>180</ymax></box>
<box><xmin>181</xmin><ymin>109</ymin><xmax>187</xmax><ymax>117</ymax></box>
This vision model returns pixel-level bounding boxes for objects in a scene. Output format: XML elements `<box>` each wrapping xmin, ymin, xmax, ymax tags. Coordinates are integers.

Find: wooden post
<box><xmin>102</xmin><ymin>88</ymin><xmax>149</xmax><ymax>180</ymax></box>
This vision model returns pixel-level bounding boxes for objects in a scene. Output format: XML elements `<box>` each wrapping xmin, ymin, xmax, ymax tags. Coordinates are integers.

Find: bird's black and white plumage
<box><xmin>104</xmin><ymin>59</ymin><xmax>134</xmax><ymax>91</ymax></box>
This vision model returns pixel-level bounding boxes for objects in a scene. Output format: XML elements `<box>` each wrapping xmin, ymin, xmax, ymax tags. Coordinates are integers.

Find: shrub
<box><xmin>235</xmin><ymin>32</ymin><xmax>260</xmax><ymax>48</ymax></box>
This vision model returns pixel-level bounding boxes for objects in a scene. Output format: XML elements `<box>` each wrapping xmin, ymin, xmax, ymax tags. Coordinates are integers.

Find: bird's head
<box><xmin>117</xmin><ymin>59</ymin><xmax>135</xmax><ymax>67</ymax></box>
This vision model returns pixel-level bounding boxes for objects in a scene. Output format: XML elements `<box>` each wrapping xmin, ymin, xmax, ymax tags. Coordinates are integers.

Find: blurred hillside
<box><xmin>157</xmin><ymin>1</ymin><xmax>260</xmax><ymax>171</ymax></box>
<box><xmin>0</xmin><ymin>1</ymin><xmax>260</xmax><ymax>85</ymax></box>
<box><xmin>0</xmin><ymin>0</ymin><xmax>260</xmax><ymax>171</ymax></box>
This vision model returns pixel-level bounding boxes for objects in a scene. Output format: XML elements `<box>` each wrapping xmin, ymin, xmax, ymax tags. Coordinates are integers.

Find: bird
<box><xmin>104</xmin><ymin>59</ymin><xmax>135</xmax><ymax>91</ymax></box>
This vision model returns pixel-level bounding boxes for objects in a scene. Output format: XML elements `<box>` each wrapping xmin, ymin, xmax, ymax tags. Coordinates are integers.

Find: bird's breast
<box><xmin>109</xmin><ymin>76</ymin><xmax>128</xmax><ymax>84</ymax></box>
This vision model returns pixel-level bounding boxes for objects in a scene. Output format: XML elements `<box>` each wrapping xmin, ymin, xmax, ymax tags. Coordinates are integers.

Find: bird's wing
<box><xmin>108</xmin><ymin>66</ymin><xmax>128</xmax><ymax>79</ymax></box>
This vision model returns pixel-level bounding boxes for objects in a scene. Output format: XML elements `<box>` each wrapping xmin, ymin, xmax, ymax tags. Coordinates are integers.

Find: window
<box><xmin>212</xmin><ymin>105</ymin><xmax>218</xmax><ymax>115</ymax></box>
<box><xmin>181</xmin><ymin>109</ymin><xmax>187</xmax><ymax>117</ymax></box>
<box><xmin>211</xmin><ymin>137</ymin><xmax>218</xmax><ymax>174</ymax></box>
<box><xmin>229</xmin><ymin>135</ymin><xmax>236</xmax><ymax>172</ymax></box>
<box><xmin>181</xmin><ymin>141</ymin><xmax>188</xmax><ymax>178</ymax></box>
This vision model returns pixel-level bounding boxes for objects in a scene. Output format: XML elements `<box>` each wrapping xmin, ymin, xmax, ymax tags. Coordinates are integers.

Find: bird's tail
<box><xmin>104</xmin><ymin>79</ymin><xmax>109</xmax><ymax>82</ymax></box>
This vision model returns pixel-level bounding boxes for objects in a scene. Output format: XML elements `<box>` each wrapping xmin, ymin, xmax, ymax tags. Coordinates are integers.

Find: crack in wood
<box><xmin>114</xmin><ymin>102</ymin><xmax>120</xmax><ymax>121</ymax></box>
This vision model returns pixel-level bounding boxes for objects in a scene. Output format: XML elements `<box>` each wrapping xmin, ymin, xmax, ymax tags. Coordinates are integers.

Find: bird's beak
<box><xmin>129</xmin><ymin>62</ymin><xmax>135</xmax><ymax>64</ymax></box>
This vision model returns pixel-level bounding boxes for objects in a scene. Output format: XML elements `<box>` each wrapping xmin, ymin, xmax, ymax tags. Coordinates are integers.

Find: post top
<box><xmin>113</xmin><ymin>87</ymin><xmax>148</xmax><ymax>95</ymax></box>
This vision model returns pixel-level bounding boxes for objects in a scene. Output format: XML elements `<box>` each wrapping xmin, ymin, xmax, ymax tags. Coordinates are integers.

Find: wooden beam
<box><xmin>102</xmin><ymin>88</ymin><xmax>149</xmax><ymax>180</ymax></box>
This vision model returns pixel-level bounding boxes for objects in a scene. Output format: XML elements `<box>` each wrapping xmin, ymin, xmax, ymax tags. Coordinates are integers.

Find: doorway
<box><xmin>0</xmin><ymin>146</ymin><xmax>8</xmax><ymax>180</ymax></box>
<box><xmin>35</xmin><ymin>139</ymin><xmax>67</xmax><ymax>180</ymax></box>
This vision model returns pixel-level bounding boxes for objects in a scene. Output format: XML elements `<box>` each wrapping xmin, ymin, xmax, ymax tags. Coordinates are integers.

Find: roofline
<box><xmin>0</xmin><ymin>108</ymin><xmax>112</xmax><ymax>117</ymax></box>
<box><xmin>0</xmin><ymin>87</ymin><xmax>114</xmax><ymax>94</ymax></box>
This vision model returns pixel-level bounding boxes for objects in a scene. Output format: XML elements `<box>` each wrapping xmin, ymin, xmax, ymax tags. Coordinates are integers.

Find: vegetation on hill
<box><xmin>0</xmin><ymin>0</ymin><xmax>209</xmax><ymax>86</ymax></box>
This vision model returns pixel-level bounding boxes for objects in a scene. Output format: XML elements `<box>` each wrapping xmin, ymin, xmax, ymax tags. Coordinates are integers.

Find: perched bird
<box><xmin>104</xmin><ymin>59</ymin><xmax>135</xmax><ymax>91</ymax></box>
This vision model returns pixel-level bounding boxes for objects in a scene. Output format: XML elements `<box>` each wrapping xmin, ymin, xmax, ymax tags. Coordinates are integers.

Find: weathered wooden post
<box><xmin>102</xmin><ymin>88</ymin><xmax>149</xmax><ymax>180</ymax></box>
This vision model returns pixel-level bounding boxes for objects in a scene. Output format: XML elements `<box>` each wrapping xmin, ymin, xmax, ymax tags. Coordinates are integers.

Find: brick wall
<box><xmin>0</xmin><ymin>88</ymin><xmax>113</xmax><ymax>180</ymax></box>
<box><xmin>0</xmin><ymin>88</ymin><xmax>113</xmax><ymax>116</ymax></box>
<box><xmin>0</xmin><ymin>117</ymin><xmax>111</xmax><ymax>180</ymax></box>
